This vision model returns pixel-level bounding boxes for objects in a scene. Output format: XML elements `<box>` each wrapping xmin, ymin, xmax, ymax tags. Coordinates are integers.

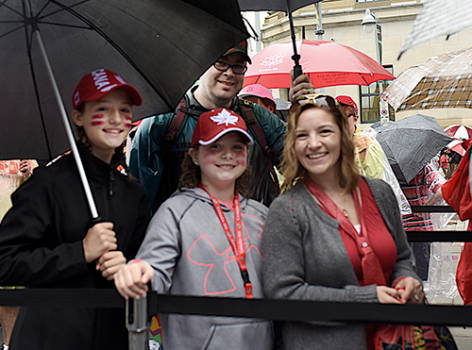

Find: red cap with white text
<box><xmin>72</xmin><ymin>68</ymin><xmax>142</xmax><ymax>109</ymax></box>
<box><xmin>191</xmin><ymin>108</ymin><xmax>253</xmax><ymax>147</ymax></box>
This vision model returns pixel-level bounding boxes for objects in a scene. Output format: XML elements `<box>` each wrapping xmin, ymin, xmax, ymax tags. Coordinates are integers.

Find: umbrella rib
<box><xmin>22</xmin><ymin>0</ymin><xmax>54</xmax><ymax>161</ymax></box>
<box><xmin>0</xmin><ymin>0</ymin><xmax>23</xmax><ymax>17</ymax></box>
<box><xmin>50</xmin><ymin>0</ymin><xmax>174</xmax><ymax>111</ymax></box>
<box><xmin>0</xmin><ymin>24</ymin><xmax>24</xmax><ymax>40</ymax></box>
<box><xmin>36</xmin><ymin>21</ymin><xmax>91</xmax><ymax>30</ymax></box>
<box><xmin>36</xmin><ymin>0</ymin><xmax>89</xmax><ymax>20</ymax></box>
<box><xmin>358</xmin><ymin>72</ymin><xmax>370</xmax><ymax>86</ymax></box>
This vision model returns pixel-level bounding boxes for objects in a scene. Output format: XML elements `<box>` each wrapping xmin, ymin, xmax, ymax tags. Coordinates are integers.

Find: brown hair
<box><xmin>280</xmin><ymin>101</ymin><xmax>359</xmax><ymax>193</ymax></box>
<box><xmin>178</xmin><ymin>144</ymin><xmax>252</xmax><ymax>198</ymax></box>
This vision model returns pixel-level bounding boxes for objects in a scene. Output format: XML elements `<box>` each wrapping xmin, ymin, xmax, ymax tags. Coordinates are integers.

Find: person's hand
<box><xmin>289</xmin><ymin>71</ymin><xmax>315</xmax><ymax>104</ymax></box>
<box><xmin>395</xmin><ymin>277</ymin><xmax>424</xmax><ymax>304</ymax></box>
<box><xmin>376</xmin><ymin>286</ymin><xmax>402</xmax><ymax>304</ymax></box>
<box><xmin>114</xmin><ymin>261</ymin><xmax>154</xmax><ymax>300</ymax></box>
<box><xmin>82</xmin><ymin>222</ymin><xmax>117</xmax><ymax>263</ymax></box>
<box><xmin>19</xmin><ymin>159</ymin><xmax>32</xmax><ymax>178</ymax></box>
<box><xmin>97</xmin><ymin>251</ymin><xmax>127</xmax><ymax>280</ymax></box>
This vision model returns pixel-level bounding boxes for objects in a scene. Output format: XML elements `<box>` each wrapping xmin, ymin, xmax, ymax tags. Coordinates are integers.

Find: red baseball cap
<box><xmin>335</xmin><ymin>95</ymin><xmax>358</xmax><ymax>116</ymax></box>
<box><xmin>191</xmin><ymin>108</ymin><xmax>254</xmax><ymax>147</ymax></box>
<box><xmin>72</xmin><ymin>68</ymin><xmax>142</xmax><ymax>109</ymax></box>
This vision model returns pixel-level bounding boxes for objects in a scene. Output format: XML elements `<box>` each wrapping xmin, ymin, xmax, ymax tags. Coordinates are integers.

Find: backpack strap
<box><xmin>240</xmin><ymin>100</ymin><xmax>272</xmax><ymax>155</ymax></box>
<box><xmin>239</xmin><ymin>100</ymin><xmax>280</xmax><ymax>194</ymax></box>
<box><xmin>160</xmin><ymin>100</ymin><xmax>190</xmax><ymax>158</ymax></box>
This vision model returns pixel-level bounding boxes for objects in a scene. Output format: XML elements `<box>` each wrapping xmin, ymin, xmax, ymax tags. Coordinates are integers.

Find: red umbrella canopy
<box><xmin>445</xmin><ymin>125</ymin><xmax>472</xmax><ymax>140</ymax></box>
<box><xmin>447</xmin><ymin>139</ymin><xmax>466</xmax><ymax>156</ymax></box>
<box><xmin>244</xmin><ymin>40</ymin><xmax>395</xmax><ymax>89</ymax></box>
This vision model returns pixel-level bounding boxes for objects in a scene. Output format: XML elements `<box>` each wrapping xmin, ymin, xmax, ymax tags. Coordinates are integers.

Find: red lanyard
<box><xmin>199</xmin><ymin>185</ymin><xmax>253</xmax><ymax>299</ymax></box>
<box><xmin>304</xmin><ymin>177</ymin><xmax>386</xmax><ymax>286</ymax></box>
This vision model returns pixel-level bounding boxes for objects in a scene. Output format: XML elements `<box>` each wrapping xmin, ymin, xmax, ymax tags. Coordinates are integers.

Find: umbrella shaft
<box><xmin>286</xmin><ymin>0</ymin><xmax>302</xmax><ymax>78</ymax></box>
<box><xmin>30</xmin><ymin>23</ymin><xmax>99</xmax><ymax>219</ymax></box>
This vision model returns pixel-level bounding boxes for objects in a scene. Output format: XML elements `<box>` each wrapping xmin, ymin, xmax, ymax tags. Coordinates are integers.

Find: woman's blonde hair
<box><xmin>280</xmin><ymin>98</ymin><xmax>359</xmax><ymax>193</ymax></box>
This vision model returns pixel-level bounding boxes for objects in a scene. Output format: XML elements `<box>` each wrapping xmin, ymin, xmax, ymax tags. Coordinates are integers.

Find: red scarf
<box><xmin>304</xmin><ymin>177</ymin><xmax>386</xmax><ymax>286</ymax></box>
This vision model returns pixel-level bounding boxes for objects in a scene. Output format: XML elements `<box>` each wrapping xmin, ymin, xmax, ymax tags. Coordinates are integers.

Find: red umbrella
<box><xmin>447</xmin><ymin>139</ymin><xmax>466</xmax><ymax>156</ymax></box>
<box><xmin>444</xmin><ymin>125</ymin><xmax>472</xmax><ymax>140</ymax></box>
<box><xmin>244</xmin><ymin>40</ymin><xmax>395</xmax><ymax>89</ymax></box>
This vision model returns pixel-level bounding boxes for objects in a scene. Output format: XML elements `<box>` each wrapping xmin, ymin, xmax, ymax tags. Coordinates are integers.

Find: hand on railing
<box><xmin>115</xmin><ymin>261</ymin><xmax>154</xmax><ymax>300</ymax></box>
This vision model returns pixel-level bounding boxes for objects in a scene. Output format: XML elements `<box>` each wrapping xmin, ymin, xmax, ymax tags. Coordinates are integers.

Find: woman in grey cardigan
<box><xmin>261</xmin><ymin>95</ymin><xmax>424</xmax><ymax>350</ymax></box>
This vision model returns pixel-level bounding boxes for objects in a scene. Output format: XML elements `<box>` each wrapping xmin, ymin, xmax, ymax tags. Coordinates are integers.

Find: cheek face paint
<box><xmin>90</xmin><ymin>114</ymin><xmax>104</xmax><ymax>127</ymax></box>
<box><xmin>201</xmin><ymin>151</ymin><xmax>216</xmax><ymax>167</ymax></box>
<box><xmin>124</xmin><ymin>116</ymin><xmax>132</xmax><ymax>129</ymax></box>
<box><xmin>235</xmin><ymin>152</ymin><xmax>247</xmax><ymax>167</ymax></box>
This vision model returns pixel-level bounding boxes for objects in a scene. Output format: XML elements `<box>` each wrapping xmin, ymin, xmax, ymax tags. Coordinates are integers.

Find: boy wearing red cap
<box><xmin>0</xmin><ymin>69</ymin><xmax>149</xmax><ymax>350</ymax></box>
<box><xmin>115</xmin><ymin>108</ymin><xmax>273</xmax><ymax>350</ymax></box>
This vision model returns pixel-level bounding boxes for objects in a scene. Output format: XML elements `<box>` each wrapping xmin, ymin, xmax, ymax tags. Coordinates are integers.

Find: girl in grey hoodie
<box><xmin>115</xmin><ymin>108</ymin><xmax>273</xmax><ymax>350</ymax></box>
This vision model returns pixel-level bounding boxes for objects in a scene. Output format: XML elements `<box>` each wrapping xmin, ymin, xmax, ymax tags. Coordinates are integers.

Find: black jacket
<box><xmin>0</xmin><ymin>145</ymin><xmax>149</xmax><ymax>349</ymax></box>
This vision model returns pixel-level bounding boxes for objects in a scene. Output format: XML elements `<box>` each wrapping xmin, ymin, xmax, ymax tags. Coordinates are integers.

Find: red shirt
<box><xmin>339</xmin><ymin>179</ymin><xmax>397</xmax><ymax>285</ymax></box>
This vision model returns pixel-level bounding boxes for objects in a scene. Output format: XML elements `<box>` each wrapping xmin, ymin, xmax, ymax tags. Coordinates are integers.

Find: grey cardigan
<box><xmin>261</xmin><ymin>177</ymin><xmax>419</xmax><ymax>350</ymax></box>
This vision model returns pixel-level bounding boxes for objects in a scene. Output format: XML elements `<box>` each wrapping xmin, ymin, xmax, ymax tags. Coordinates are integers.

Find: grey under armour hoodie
<box><xmin>136</xmin><ymin>186</ymin><xmax>273</xmax><ymax>350</ymax></box>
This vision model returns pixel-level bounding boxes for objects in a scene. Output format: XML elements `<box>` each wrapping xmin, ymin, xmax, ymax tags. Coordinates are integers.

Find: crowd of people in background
<box><xmin>0</xmin><ymin>39</ymin><xmax>466</xmax><ymax>350</ymax></box>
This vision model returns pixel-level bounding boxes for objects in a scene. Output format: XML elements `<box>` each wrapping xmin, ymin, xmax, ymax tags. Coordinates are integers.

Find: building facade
<box><xmin>255</xmin><ymin>0</ymin><xmax>472</xmax><ymax>129</ymax></box>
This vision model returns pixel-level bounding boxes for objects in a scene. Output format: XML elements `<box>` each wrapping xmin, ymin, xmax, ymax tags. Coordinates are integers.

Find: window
<box><xmin>359</xmin><ymin>65</ymin><xmax>395</xmax><ymax>124</ymax></box>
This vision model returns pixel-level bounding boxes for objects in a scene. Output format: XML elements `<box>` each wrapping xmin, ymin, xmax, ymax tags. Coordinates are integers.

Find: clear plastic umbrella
<box><xmin>399</xmin><ymin>0</ymin><xmax>472</xmax><ymax>59</ymax></box>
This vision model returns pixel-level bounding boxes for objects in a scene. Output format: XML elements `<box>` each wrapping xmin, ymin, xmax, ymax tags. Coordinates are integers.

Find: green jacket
<box><xmin>129</xmin><ymin>87</ymin><xmax>286</xmax><ymax>214</ymax></box>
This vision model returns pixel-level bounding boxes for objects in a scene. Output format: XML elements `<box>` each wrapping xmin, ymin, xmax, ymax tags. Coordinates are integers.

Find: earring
<box><xmin>195</xmin><ymin>161</ymin><xmax>199</xmax><ymax>165</ymax></box>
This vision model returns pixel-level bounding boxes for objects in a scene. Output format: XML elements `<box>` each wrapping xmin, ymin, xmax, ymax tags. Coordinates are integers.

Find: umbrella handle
<box><xmin>293</xmin><ymin>61</ymin><xmax>303</xmax><ymax>79</ymax></box>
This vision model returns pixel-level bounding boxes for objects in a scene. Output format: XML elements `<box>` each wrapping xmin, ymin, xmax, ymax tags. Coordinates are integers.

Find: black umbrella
<box><xmin>371</xmin><ymin>114</ymin><xmax>452</xmax><ymax>184</ymax></box>
<box><xmin>238</xmin><ymin>0</ymin><xmax>322</xmax><ymax>78</ymax></box>
<box><xmin>1</xmin><ymin>0</ymin><xmax>248</xmax><ymax>218</ymax></box>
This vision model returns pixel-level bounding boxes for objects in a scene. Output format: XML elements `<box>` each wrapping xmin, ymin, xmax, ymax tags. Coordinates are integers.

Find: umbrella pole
<box><xmin>31</xmin><ymin>27</ymin><xmax>99</xmax><ymax>219</ymax></box>
<box><xmin>286</xmin><ymin>0</ymin><xmax>303</xmax><ymax>79</ymax></box>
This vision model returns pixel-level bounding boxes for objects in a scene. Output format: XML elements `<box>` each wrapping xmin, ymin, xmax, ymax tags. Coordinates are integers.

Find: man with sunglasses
<box><xmin>130</xmin><ymin>41</ymin><xmax>314</xmax><ymax>214</ymax></box>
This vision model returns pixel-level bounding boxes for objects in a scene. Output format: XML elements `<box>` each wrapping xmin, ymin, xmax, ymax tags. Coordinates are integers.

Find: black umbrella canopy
<box><xmin>238</xmin><ymin>0</ymin><xmax>322</xmax><ymax>78</ymax></box>
<box><xmin>0</xmin><ymin>0</ymin><xmax>249</xmax><ymax>163</ymax></box>
<box><xmin>372</xmin><ymin>114</ymin><xmax>452</xmax><ymax>184</ymax></box>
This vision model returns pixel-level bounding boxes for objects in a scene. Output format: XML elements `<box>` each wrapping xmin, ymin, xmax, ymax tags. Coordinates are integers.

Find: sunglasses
<box><xmin>296</xmin><ymin>94</ymin><xmax>337</xmax><ymax>109</ymax></box>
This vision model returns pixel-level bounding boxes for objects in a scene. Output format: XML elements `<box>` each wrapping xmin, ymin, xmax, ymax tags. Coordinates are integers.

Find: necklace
<box><xmin>341</xmin><ymin>208</ymin><xmax>349</xmax><ymax>218</ymax></box>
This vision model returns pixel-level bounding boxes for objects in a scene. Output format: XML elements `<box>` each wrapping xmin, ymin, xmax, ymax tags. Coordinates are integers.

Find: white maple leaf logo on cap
<box><xmin>210</xmin><ymin>109</ymin><xmax>239</xmax><ymax>126</ymax></box>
